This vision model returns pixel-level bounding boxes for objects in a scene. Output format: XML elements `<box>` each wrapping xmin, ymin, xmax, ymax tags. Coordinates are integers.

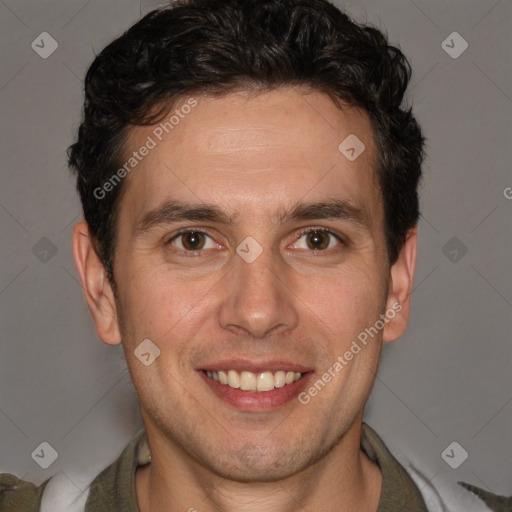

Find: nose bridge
<box><xmin>217</xmin><ymin>238</ymin><xmax>299</xmax><ymax>338</ymax></box>
<box><xmin>237</xmin><ymin>240</ymin><xmax>278</xmax><ymax>295</ymax></box>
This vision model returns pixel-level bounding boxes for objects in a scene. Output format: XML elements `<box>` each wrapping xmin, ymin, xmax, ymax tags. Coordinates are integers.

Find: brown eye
<box><xmin>181</xmin><ymin>232</ymin><xmax>205</xmax><ymax>250</ymax></box>
<box><xmin>305</xmin><ymin>231</ymin><xmax>330</xmax><ymax>250</ymax></box>
<box><xmin>291</xmin><ymin>228</ymin><xmax>342</xmax><ymax>252</ymax></box>
<box><xmin>169</xmin><ymin>231</ymin><xmax>217</xmax><ymax>251</ymax></box>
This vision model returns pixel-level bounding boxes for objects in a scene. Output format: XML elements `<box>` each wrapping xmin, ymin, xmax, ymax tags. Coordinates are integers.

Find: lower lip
<box><xmin>198</xmin><ymin>371</ymin><xmax>314</xmax><ymax>412</ymax></box>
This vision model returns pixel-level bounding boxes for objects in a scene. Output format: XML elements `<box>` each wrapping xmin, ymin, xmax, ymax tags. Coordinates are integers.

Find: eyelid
<box><xmin>167</xmin><ymin>226</ymin><xmax>215</xmax><ymax>239</ymax></box>
<box><xmin>166</xmin><ymin>227</ymin><xmax>220</xmax><ymax>255</ymax></box>
<box><xmin>166</xmin><ymin>225</ymin><xmax>345</xmax><ymax>254</ymax></box>
<box><xmin>291</xmin><ymin>226</ymin><xmax>345</xmax><ymax>248</ymax></box>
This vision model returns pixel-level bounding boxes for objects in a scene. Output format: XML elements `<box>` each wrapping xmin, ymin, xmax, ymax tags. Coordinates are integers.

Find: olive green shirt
<box><xmin>0</xmin><ymin>423</ymin><xmax>497</xmax><ymax>511</ymax></box>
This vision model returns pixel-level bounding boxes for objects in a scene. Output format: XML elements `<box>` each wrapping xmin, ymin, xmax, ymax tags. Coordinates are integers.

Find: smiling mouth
<box><xmin>202</xmin><ymin>369</ymin><xmax>305</xmax><ymax>392</ymax></box>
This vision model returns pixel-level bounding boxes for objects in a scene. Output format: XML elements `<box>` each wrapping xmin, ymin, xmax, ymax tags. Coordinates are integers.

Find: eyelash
<box><xmin>166</xmin><ymin>226</ymin><xmax>344</xmax><ymax>257</ymax></box>
<box><xmin>293</xmin><ymin>227</ymin><xmax>345</xmax><ymax>251</ymax></box>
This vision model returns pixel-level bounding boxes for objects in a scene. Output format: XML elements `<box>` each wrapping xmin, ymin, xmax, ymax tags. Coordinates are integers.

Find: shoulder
<box><xmin>361</xmin><ymin>423</ymin><xmax>429</xmax><ymax>511</ymax></box>
<box><xmin>1</xmin><ymin>472</ymin><xmax>90</xmax><ymax>512</ymax></box>
<box><xmin>0</xmin><ymin>429</ymin><xmax>147</xmax><ymax>512</ymax></box>
<box><xmin>361</xmin><ymin>424</ymin><xmax>510</xmax><ymax>512</ymax></box>
<box><xmin>0</xmin><ymin>473</ymin><xmax>49</xmax><ymax>512</ymax></box>
<box><xmin>84</xmin><ymin>428</ymin><xmax>148</xmax><ymax>511</ymax></box>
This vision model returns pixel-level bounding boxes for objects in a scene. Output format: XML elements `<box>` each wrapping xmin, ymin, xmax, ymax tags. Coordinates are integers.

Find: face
<box><xmin>76</xmin><ymin>87</ymin><xmax>414</xmax><ymax>482</ymax></box>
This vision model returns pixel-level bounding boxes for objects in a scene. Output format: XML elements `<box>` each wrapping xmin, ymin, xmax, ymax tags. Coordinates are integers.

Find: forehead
<box><xmin>118</xmin><ymin>87</ymin><xmax>382</xmax><ymax>229</ymax></box>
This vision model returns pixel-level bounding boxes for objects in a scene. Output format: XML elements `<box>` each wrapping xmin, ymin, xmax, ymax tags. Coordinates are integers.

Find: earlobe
<box><xmin>383</xmin><ymin>227</ymin><xmax>418</xmax><ymax>343</ymax></box>
<box><xmin>72</xmin><ymin>220</ymin><xmax>122</xmax><ymax>346</ymax></box>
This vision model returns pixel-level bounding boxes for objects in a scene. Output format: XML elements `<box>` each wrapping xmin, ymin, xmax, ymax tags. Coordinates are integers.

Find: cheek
<box><xmin>297</xmin><ymin>263</ymin><xmax>385</xmax><ymax>339</ymax></box>
<box><xmin>117</xmin><ymin>267</ymin><xmax>219</xmax><ymax>346</ymax></box>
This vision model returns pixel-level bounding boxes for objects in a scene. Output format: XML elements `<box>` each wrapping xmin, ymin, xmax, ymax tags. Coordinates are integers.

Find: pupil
<box><xmin>308</xmin><ymin>231</ymin><xmax>328</xmax><ymax>250</ymax></box>
<box><xmin>183</xmin><ymin>232</ymin><xmax>204</xmax><ymax>250</ymax></box>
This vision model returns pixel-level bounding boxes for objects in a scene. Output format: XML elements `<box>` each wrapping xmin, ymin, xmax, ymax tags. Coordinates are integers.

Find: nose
<box><xmin>216</xmin><ymin>243</ymin><xmax>299</xmax><ymax>339</ymax></box>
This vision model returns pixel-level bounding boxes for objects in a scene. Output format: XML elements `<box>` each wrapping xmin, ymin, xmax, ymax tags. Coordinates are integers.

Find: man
<box><xmin>0</xmin><ymin>0</ymin><xmax>505</xmax><ymax>510</ymax></box>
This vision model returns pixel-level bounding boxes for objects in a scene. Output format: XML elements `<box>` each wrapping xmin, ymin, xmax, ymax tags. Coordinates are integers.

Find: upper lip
<box><xmin>198</xmin><ymin>359</ymin><xmax>314</xmax><ymax>374</ymax></box>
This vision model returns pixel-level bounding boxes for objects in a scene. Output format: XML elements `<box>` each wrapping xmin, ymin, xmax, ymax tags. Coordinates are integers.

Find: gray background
<box><xmin>1</xmin><ymin>0</ymin><xmax>510</xmax><ymax>506</ymax></box>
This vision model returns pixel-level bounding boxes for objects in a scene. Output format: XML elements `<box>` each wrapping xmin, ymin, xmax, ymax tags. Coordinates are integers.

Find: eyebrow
<box><xmin>134</xmin><ymin>198</ymin><xmax>371</xmax><ymax>237</ymax></box>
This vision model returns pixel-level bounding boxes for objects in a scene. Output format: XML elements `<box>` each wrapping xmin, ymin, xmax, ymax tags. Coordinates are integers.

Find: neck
<box><xmin>136</xmin><ymin>418</ymin><xmax>382</xmax><ymax>512</ymax></box>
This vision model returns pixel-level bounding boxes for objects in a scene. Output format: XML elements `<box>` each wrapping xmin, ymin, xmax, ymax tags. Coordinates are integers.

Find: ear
<box><xmin>383</xmin><ymin>227</ymin><xmax>418</xmax><ymax>343</ymax></box>
<box><xmin>72</xmin><ymin>220</ymin><xmax>121</xmax><ymax>346</ymax></box>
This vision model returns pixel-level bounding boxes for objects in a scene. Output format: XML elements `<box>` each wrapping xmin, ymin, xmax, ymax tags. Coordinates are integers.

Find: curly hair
<box><xmin>67</xmin><ymin>0</ymin><xmax>425</xmax><ymax>284</ymax></box>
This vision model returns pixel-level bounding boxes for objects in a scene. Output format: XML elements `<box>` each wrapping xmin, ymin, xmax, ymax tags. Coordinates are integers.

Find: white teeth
<box><xmin>227</xmin><ymin>370</ymin><xmax>240</xmax><ymax>388</ymax></box>
<box><xmin>274</xmin><ymin>370</ymin><xmax>286</xmax><ymax>388</ymax></box>
<box><xmin>204</xmin><ymin>369</ymin><xmax>305</xmax><ymax>392</ymax></box>
<box><xmin>257</xmin><ymin>371</ymin><xmax>275</xmax><ymax>392</ymax></box>
<box><xmin>240</xmin><ymin>371</ymin><xmax>257</xmax><ymax>391</ymax></box>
